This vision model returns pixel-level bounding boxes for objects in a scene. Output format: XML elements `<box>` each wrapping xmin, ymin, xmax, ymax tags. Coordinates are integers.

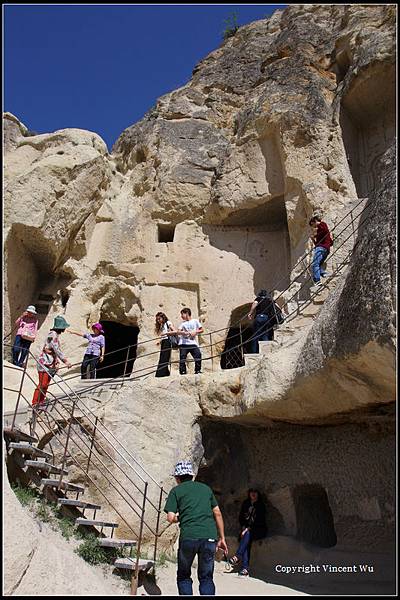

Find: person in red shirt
<box><xmin>309</xmin><ymin>216</ymin><xmax>333</xmax><ymax>286</ymax></box>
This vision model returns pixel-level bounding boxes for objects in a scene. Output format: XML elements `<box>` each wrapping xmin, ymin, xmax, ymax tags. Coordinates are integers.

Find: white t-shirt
<box><xmin>161</xmin><ymin>321</ymin><xmax>173</xmax><ymax>340</ymax></box>
<box><xmin>178</xmin><ymin>319</ymin><xmax>202</xmax><ymax>346</ymax></box>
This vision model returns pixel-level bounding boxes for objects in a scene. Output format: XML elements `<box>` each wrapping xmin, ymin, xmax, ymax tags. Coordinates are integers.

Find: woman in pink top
<box><xmin>12</xmin><ymin>305</ymin><xmax>39</xmax><ymax>367</ymax></box>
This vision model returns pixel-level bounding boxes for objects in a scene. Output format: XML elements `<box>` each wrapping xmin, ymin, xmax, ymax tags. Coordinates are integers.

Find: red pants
<box><xmin>32</xmin><ymin>371</ymin><xmax>51</xmax><ymax>406</ymax></box>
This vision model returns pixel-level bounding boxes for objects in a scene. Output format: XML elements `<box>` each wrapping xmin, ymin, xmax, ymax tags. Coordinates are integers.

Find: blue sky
<box><xmin>4</xmin><ymin>4</ymin><xmax>286</xmax><ymax>150</ymax></box>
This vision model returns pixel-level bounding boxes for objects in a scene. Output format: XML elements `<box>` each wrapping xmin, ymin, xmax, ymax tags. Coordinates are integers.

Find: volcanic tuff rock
<box><xmin>3</xmin><ymin>4</ymin><xmax>396</xmax><ymax>594</ymax></box>
<box><xmin>3</xmin><ymin>5</ymin><xmax>395</xmax><ymax>369</ymax></box>
<box><xmin>3</xmin><ymin>468</ymin><xmax>128</xmax><ymax>596</ymax></box>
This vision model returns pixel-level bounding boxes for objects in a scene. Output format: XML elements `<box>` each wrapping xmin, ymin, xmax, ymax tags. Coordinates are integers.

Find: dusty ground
<box><xmin>140</xmin><ymin>560</ymin><xmax>307</xmax><ymax>596</ymax></box>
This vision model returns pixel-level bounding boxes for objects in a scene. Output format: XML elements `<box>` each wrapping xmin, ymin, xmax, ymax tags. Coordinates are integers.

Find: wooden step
<box><xmin>114</xmin><ymin>557</ymin><xmax>154</xmax><ymax>571</ymax></box>
<box><xmin>25</xmin><ymin>460</ymin><xmax>68</xmax><ymax>475</ymax></box>
<box><xmin>9</xmin><ymin>442</ymin><xmax>52</xmax><ymax>460</ymax></box>
<box><xmin>41</xmin><ymin>479</ymin><xmax>85</xmax><ymax>493</ymax></box>
<box><xmin>99</xmin><ymin>538</ymin><xmax>137</xmax><ymax>548</ymax></box>
<box><xmin>76</xmin><ymin>518</ymin><xmax>118</xmax><ymax>529</ymax></box>
<box><xmin>3</xmin><ymin>427</ymin><xmax>37</xmax><ymax>444</ymax></box>
<box><xmin>58</xmin><ymin>499</ymin><xmax>101</xmax><ymax>510</ymax></box>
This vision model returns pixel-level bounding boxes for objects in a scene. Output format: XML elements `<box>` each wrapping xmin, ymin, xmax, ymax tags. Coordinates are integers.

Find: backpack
<box><xmin>273</xmin><ymin>303</ymin><xmax>285</xmax><ymax>325</ymax></box>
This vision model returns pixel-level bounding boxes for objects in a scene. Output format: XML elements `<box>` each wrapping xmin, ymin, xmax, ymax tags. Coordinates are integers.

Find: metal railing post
<box><xmin>122</xmin><ymin>346</ymin><xmax>130</xmax><ymax>385</ymax></box>
<box><xmin>11</xmin><ymin>354</ymin><xmax>28</xmax><ymax>431</ymax></box>
<box><xmin>58</xmin><ymin>400</ymin><xmax>76</xmax><ymax>490</ymax></box>
<box><xmin>85</xmin><ymin>416</ymin><xmax>98</xmax><ymax>476</ymax></box>
<box><xmin>153</xmin><ymin>486</ymin><xmax>164</xmax><ymax>568</ymax></box>
<box><xmin>209</xmin><ymin>333</ymin><xmax>215</xmax><ymax>372</ymax></box>
<box><xmin>131</xmin><ymin>481</ymin><xmax>148</xmax><ymax>596</ymax></box>
<box><xmin>239</xmin><ymin>323</ymin><xmax>244</xmax><ymax>364</ymax></box>
<box><xmin>350</xmin><ymin>209</ymin><xmax>356</xmax><ymax>243</ymax></box>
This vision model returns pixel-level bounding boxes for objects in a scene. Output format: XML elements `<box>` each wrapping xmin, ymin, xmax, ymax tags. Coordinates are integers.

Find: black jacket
<box><xmin>239</xmin><ymin>499</ymin><xmax>267</xmax><ymax>541</ymax></box>
<box><xmin>255</xmin><ymin>296</ymin><xmax>283</xmax><ymax>325</ymax></box>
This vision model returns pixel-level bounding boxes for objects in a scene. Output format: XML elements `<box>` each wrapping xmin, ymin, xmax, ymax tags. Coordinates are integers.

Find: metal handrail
<box><xmin>37</xmin><ymin>196</ymin><xmax>367</xmax><ymax>383</ymax></box>
<box><xmin>3</xmin><ymin>347</ymin><xmax>162</xmax><ymax>492</ymax></box>
<box><xmin>4</xmin><ymin>353</ymin><xmax>166</xmax><ymax>525</ymax></box>
<box><xmin>36</xmin><ymin>408</ymin><xmax>143</xmax><ymax>538</ymax></box>
<box><xmin>45</xmin><ymin>402</ymin><xmax>152</xmax><ymax>524</ymax></box>
<box><xmin>45</xmin><ymin>201</ymin><xmax>372</xmax><ymax>397</ymax></box>
<box><xmin>43</xmin><ymin>197</ymin><xmax>368</xmax><ymax>392</ymax></box>
<box><xmin>4</xmin><ymin>195</ymin><xmax>371</xmax><ymax>584</ymax></box>
<box><xmin>5</xmin><ymin>364</ymin><xmax>163</xmax><ymax>584</ymax></box>
<box><xmin>41</xmin><ymin>256</ymin><xmax>357</xmax><ymax>408</ymax></box>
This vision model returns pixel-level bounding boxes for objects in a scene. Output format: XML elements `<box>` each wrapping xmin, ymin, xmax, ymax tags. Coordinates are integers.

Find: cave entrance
<box><xmin>220</xmin><ymin>304</ymin><xmax>253</xmax><ymax>369</ymax></box>
<box><xmin>98</xmin><ymin>321</ymin><xmax>139</xmax><ymax>379</ymax></box>
<box><xmin>293</xmin><ymin>483</ymin><xmax>337</xmax><ymax>548</ymax></box>
<box><xmin>4</xmin><ymin>224</ymin><xmax>74</xmax><ymax>355</ymax></box>
<box><xmin>340</xmin><ymin>62</ymin><xmax>395</xmax><ymax>198</ymax></box>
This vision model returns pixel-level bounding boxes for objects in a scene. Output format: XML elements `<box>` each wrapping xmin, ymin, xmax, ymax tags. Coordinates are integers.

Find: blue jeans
<box><xmin>177</xmin><ymin>538</ymin><xmax>217</xmax><ymax>595</ymax></box>
<box><xmin>312</xmin><ymin>246</ymin><xmax>329</xmax><ymax>283</ymax></box>
<box><xmin>12</xmin><ymin>335</ymin><xmax>32</xmax><ymax>367</ymax></box>
<box><xmin>250</xmin><ymin>314</ymin><xmax>274</xmax><ymax>354</ymax></box>
<box><xmin>81</xmin><ymin>353</ymin><xmax>100</xmax><ymax>379</ymax></box>
<box><xmin>179</xmin><ymin>345</ymin><xmax>202</xmax><ymax>374</ymax></box>
<box><xmin>236</xmin><ymin>529</ymin><xmax>251</xmax><ymax>570</ymax></box>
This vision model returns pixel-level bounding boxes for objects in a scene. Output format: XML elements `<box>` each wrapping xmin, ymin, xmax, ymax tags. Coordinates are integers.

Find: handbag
<box><xmin>21</xmin><ymin>330</ymin><xmax>35</xmax><ymax>342</ymax></box>
<box><xmin>169</xmin><ymin>335</ymin><xmax>179</xmax><ymax>349</ymax></box>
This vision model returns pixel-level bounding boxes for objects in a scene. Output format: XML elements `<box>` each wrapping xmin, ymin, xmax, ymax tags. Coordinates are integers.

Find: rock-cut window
<box><xmin>158</xmin><ymin>224</ymin><xmax>175</xmax><ymax>243</ymax></box>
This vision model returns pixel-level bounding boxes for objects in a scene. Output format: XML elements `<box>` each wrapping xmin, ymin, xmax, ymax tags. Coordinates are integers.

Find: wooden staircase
<box><xmin>4</xmin><ymin>430</ymin><xmax>154</xmax><ymax>592</ymax></box>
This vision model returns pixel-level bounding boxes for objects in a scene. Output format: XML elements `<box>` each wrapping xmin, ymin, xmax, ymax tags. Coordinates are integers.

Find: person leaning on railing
<box><xmin>67</xmin><ymin>322</ymin><xmax>105</xmax><ymax>379</ymax></box>
<box><xmin>32</xmin><ymin>315</ymin><xmax>72</xmax><ymax>406</ymax></box>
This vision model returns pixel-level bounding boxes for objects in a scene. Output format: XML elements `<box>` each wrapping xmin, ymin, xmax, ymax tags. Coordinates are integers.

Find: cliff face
<box><xmin>3</xmin><ymin>4</ymin><xmax>396</xmax><ymax>595</ymax></box>
<box><xmin>3</xmin><ymin>4</ymin><xmax>395</xmax><ymax>363</ymax></box>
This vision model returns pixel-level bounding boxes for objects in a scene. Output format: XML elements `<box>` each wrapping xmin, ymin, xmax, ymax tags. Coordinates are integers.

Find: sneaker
<box><xmin>195</xmin><ymin>371</ymin><xmax>202</xmax><ymax>375</ymax></box>
<box><xmin>320</xmin><ymin>272</ymin><xmax>330</xmax><ymax>278</ymax></box>
<box><xmin>310</xmin><ymin>281</ymin><xmax>322</xmax><ymax>292</ymax></box>
<box><xmin>239</xmin><ymin>568</ymin><xmax>249</xmax><ymax>577</ymax></box>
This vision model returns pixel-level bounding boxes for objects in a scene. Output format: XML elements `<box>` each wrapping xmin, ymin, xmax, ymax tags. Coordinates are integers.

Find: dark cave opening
<box><xmin>98</xmin><ymin>320</ymin><xmax>139</xmax><ymax>378</ymax></box>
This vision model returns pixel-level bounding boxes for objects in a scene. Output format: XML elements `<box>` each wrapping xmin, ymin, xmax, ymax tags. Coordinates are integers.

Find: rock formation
<box><xmin>3</xmin><ymin>4</ymin><xmax>396</xmax><ymax>595</ymax></box>
<box><xmin>3</xmin><ymin>467</ymin><xmax>128</xmax><ymax>595</ymax></box>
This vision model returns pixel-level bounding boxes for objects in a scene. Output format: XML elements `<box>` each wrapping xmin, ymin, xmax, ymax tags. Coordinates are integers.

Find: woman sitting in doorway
<box><xmin>68</xmin><ymin>322</ymin><xmax>105</xmax><ymax>379</ymax></box>
<box><xmin>228</xmin><ymin>488</ymin><xmax>267</xmax><ymax>577</ymax></box>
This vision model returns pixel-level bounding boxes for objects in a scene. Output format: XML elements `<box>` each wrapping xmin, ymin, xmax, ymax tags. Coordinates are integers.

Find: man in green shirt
<box><xmin>164</xmin><ymin>460</ymin><xmax>228</xmax><ymax>595</ymax></box>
